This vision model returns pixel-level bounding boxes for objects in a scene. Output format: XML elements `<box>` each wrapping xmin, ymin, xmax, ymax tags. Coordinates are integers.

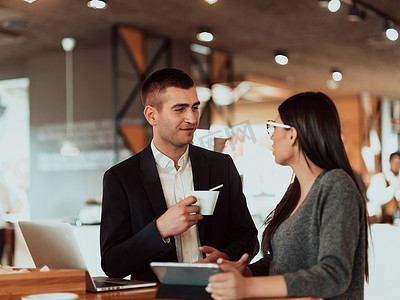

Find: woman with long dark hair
<box><xmin>207</xmin><ymin>92</ymin><xmax>369</xmax><ymax>300</ymax></box>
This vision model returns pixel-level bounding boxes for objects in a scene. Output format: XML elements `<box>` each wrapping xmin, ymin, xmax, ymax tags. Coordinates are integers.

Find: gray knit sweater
<box><xmin>249</xmin><ymin>169</ymin><xmax>366</xmax><ymax>300</ymax></box>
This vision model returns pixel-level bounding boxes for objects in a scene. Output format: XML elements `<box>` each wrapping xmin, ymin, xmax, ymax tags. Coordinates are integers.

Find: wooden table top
<box><xmin>9</xmin><ymin>286</ymin><xmax>320</xmax><ymax>300</ymax></box>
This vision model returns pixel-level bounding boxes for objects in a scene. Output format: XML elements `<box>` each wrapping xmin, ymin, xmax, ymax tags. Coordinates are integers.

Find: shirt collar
<box><xmin>151</xmin><ymin>140</ymin><xmax>189</xmax><ymax>172</ymax></box>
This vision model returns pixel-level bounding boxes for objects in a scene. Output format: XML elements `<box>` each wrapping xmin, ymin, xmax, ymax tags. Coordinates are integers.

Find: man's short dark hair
<box><xmin>141</xmin><ymin>68</ymin><xmax>195</xmax><ymax>108</ymax></box>
<box><xmin>389</xmin><ymin>151</ymin><xmax>400</xmax><ymax>161</ymax></box>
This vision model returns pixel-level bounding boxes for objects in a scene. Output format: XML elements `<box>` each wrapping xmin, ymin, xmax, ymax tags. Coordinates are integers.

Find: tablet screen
<box><xmin>150</xmin><ymin>262</ymin><xmax>221</xmax><ymax>286</ymax></box>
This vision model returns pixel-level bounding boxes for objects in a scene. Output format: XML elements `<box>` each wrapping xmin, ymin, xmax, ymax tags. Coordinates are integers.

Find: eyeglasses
<box><xmin>265</xmin><ymin>120</ymin><xmax>291</xmax><ymax>136</ymax></box>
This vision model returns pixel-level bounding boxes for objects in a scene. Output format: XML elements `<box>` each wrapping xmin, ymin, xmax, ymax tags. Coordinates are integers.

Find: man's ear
<box><xmin>144</xmin><ymin>106</ymin><xmax>157</xmax><ymax>126</ymax></box>
<box><xmin>289</xmin><ymin>126</ymin><xmax>298</xmax><ymax>146</ymax></box>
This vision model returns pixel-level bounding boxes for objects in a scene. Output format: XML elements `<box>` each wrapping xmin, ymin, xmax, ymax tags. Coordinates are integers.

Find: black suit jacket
<box><xmin>100</xmin><ymin>144</ymin><xmax>259</xmax><ymax>281</ymax></box>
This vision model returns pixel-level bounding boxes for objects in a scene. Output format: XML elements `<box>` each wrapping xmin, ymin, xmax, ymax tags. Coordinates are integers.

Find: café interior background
<box><xmin>0</xmin><ymin>0</ymin><xmax>399</xmax><ymax>226</ymax></box>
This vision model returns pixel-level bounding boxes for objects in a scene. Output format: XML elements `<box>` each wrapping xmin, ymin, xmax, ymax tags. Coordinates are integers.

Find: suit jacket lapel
<box><xmin>189</xmin><ymin>144</ymin><xmax>210</xmax><ymax>244</ymax></box>
<box><xmin>140</xmin><ymin>145</ymin><xmax>168</xmax><ymax>218</ymax></box>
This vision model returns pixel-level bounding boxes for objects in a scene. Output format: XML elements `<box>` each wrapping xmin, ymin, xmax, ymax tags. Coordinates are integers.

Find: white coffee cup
<box><xmin>191</xmin><ymin>191</ymin><xmax>219</xmax><ymax>215</ymax></box>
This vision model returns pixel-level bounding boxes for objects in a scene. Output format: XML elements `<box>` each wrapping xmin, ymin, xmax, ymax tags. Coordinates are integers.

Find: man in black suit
<box><xmin>100</xmin><ymin>68</ymin><xmax>259</xmax><ymax>281</ymax></box>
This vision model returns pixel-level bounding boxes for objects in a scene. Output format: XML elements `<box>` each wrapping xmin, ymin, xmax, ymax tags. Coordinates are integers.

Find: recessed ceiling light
<box><xmin>87</xmin><ymin>0</ymin><xmax>108</xmax><ymax>9</ymax></box>
<box><xmin>331</xmin><ymin>69</ymin><xmax>343</xmax><ymax>81</ymax></box>
<box><xmin>196</xmin><ymin>28</ymin><xmax>214</xmax><ymax>42</ymax></box>
<box><xmin>384</xmin><ymin>21</ymin><xmax>399</xmax><ymax>41</ymax></box>
<box><xmin>328</xmin><ymin>0</ymin><xmax>341</xmax><ymax>13</ymax></box>
<box><xmin>204</xmin><ymin>0</ymin><xmax>218</xmax><ymax>4</ymax></box>
<box><xmin>274</xmin><ymin>51</ymin><xmax>288</xmax><ymax>65</ymax></box>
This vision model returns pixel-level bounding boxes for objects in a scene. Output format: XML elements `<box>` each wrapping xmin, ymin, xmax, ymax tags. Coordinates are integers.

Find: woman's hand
<box><xmin>216</xmin><ymin>253</ymin><xmax>249</xmax><ymax>275</ymax></box>
<box><xmin>206</xmin><ymin>254</ymin><xmax>249</xmax><ymax>300</ymax></box>
<box><xmin>196</xmin><ymin>246</ymin><xmax>230</xmax><ymax>263</ymax></box>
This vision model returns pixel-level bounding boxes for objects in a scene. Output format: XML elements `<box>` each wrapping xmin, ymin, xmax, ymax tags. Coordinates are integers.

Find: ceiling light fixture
<box><xmin>60</xmin><ymin>37</ymin><xmax>80</xmax><ymax>157</ymax></box>
<box><xmin>23</xmin><ymin>0</ymin><xmax>36</xmax><ymax>3</ymax></box>
<box><xmin>328</xmin><ymin>0</ymin><xmax>341</xmax><ymax>13</ymax></box>
<box><xmin>331</xmin><ymin>69</ymin><xmax>343</xmax><ymax>81</ymax></box>
<box><xmin>321</xmin><ymin>0</ymin><xmax>400</xmax><ymax>45</ymax></box>
<box><xmin>87</xmin><ymin>0</ymin><xmax>108</xmax><ymax>9</ymax></box>
<box><xmin>384</xmin><ymin>20</ymin><xmax>399</xmax><ymax>41</ymax></box>
<box><xmin>211</xmin><ymin>84</ymin><xmax>234</xmax><ymax>106</ymax></box>
<box><xmin>204</xmin><ymin>0</ymin><xmax>218</xmax><ymax>4</ymax></box>
<box><xmin>196</xmin><ymin>86</ymin><xmax>211</xmax><ymax>102</ymax></box>
<box><xmin>190</xmin><ymin>43</ymin><xmax>212</xmax><ymax>55</ymax></box>
<box><xmin>196</xmin><ymin>28</ymin><xmax>214</xmax><ymax>42</ymax></box>
<box><xmin>347</xmin><ymin>2</ymin><xmax>366</xmax><ymax>22</ymax></box>
<box><xmin>274</xmin><ymin>51</ymin><xmax>289</xmax><ymax>66</ymax></box>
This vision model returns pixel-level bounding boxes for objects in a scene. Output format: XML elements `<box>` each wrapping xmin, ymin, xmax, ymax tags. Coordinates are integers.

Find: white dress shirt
<box><xmin>367</xmin><ymin>170</ymin><xmax>400</xmax><ymax>217</ymax></box>
<box><xmin>151</xmin><ymin>141</ymin><xmax>202</xmax><ymax>263</ymax></box>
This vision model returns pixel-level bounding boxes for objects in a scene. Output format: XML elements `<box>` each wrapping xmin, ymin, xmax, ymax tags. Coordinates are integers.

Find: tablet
<box><xmin>150</xmin><ymin>262</ymin><xmax>221</xmax><ymax>286</ymax></box>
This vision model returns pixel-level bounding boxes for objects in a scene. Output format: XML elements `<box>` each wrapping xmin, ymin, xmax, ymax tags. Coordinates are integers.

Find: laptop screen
<box><xmin>18</xmin><ymin>221</ymin><xmax>88</xmax><ymax>271</ymax></box>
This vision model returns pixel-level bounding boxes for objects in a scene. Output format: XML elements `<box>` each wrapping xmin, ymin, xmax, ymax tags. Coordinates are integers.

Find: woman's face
<box><xmin>270</xmin><ymin>115</ymin><xmax>294</xmax><ymax>166</ymax></box>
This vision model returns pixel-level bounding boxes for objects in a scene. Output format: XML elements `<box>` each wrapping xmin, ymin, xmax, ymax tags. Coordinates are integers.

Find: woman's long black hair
<box><xmin>262</xmin><ymin>91</ymin><xmax>369</xmax><ymax>280</ymax></box>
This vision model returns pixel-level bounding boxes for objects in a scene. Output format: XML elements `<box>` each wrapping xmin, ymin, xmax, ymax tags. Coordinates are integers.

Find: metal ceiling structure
<box><xmin>1</xmin><ymin>0</ymin><xmax>400</xmax><ymax>100</ymax></box>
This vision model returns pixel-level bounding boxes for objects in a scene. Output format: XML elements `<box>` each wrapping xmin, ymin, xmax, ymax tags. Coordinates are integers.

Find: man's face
<box><xmin>390</xmin><ymin>155</ymin><xmax>400</xmax><ymax>175</ymax></box>
<box><xmin>152</xmin><ymin>86</ymin><xmax>200</xmax><ymax>150</ymax></box>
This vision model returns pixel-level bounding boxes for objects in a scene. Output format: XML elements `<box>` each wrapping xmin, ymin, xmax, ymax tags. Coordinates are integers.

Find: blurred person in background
<box><xmin>367</xmin><ymin>151</ymin><xmax>400</xmax><ymax>223</ymax></box>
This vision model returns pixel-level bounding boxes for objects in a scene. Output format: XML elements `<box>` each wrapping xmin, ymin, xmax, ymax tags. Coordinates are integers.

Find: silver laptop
<box><xmin>18</xmin><ymin>221</ymin><xmax>157</xmax><ymax>292</ymax></box>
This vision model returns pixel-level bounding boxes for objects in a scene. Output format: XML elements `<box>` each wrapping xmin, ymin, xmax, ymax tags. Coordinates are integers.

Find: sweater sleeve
<box><xmin>284</xmin><ymin>171</ymin><xmax>364</xmax><ymax>298</ymax></box>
